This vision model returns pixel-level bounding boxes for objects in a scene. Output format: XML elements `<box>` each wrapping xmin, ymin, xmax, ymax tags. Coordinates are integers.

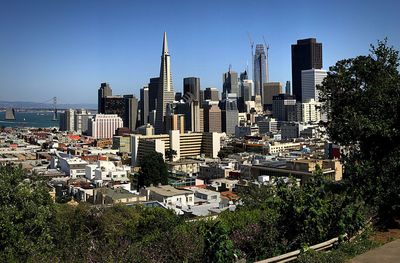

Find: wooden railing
<box><xmin>255</xmin><ymin>234</ymin><xmax>347</xmax><ymax>263</ymax></box>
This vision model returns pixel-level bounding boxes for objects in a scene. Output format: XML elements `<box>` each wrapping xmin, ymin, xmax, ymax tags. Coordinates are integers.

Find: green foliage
<box><xmin>138</xmin><ymin>151</ymin><xmax>169</xmax><ymax>187</ymax></box>
<box><xmin>203</xmin><ymin>221</ymin><xmax>239</xmax><ymax>263</ymax></box>
<box><xmin>318</xmin><ymin>39</ymin><xmax>400</xmax><ymax>223</ymax></box>
<box><xmin>0</xmin><ymin>165</ymin><xmax>55</xmax><ymax>261</ymax></box>
<box><xmin>218</xmin><ymin>147</ymin><xmax>234</xmax><ymax>159</ymax></box>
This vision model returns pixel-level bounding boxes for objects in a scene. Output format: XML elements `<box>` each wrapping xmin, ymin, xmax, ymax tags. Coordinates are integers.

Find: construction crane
<box><xmin>263</xmin><ymin>36</ymin><xmax>270</xmax><ymax>82</ymax></box>
<box><xmin>247</xmin><ymin>32</ymin><xmax>255</xmax><ymax>81</ymax></box>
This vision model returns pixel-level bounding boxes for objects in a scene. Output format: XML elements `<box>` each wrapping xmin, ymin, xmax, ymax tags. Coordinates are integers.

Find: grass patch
<box><xmin>295</xmin><ymin>235</ymin><xmax>379</xmax><ymax>263</ymax></box>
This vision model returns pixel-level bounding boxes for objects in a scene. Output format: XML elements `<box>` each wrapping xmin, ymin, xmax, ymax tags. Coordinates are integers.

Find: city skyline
<box><xmin>1</xmin><ymin>0</ymin><xmax>399</xmax><ymax>104</ymax></box>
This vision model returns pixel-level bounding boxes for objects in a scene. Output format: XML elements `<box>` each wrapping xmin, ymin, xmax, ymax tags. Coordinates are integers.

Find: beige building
<box><xmin>263</xmin><ymin>82</ymin><xmax>282</xmax><ymax>108</ymax></box>
<box><xmin>297</xmin><ymin>99</ymin><xmax>322</xmax><ymax>123</ymax></box>
<box><xmin>131</xmin><ymin>130</ymin><xmax>221</xmax><ymax>166</ymax></box>
<box><xmin>141</xmin><ymin>185</ymin><xmax>195</xmax><ymax>207</ymax></box>
<box><xmin>204</xmin><ymin>103</ymin><xmax>221</xmax><ymax>133</ymax></box>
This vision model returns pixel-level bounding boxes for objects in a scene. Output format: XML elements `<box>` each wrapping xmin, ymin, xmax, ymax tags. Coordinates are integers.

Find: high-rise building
<box><xmin>59</xmin><ymin>109</ymin><xmax>94</xmax><ymax>133</ymax></box>
<box><xmin>140</xmin><ymin>86</ymin><xmax>149</xmax><ymax>125</ymax></box>
<box><xmin>98</xmin><ymin>83</ymin><xmax>112</xmax><ymax>113</ymax></box>
<box><xmin>175</xmin><ymin>92</ymin><xmax>182</xmax><ymax>101</ymax></box>
<box><xmin>262</xmin><ymin>82</ymin><xmax>282</xmax><ymax>110</ymax></box>
<box><xmin>291</xmin><ymin>38</ymin><xmax>323</xmax><ymax>102</ymax></box>
<box><xmin>222</xmin><ymin>68</ymin><xmax>239</xmax><ymax>98</ymax></box>
<box><xmin>123</xmin><ymin>95</ymin><xmax>139</xmax><ymax>131</ymax></box>
<box><xmin>254</xmin><ymin>44</ymin><xmax>268</xmax><ymax>97</ymax></box>
<box><xmin>74</xmin><ymin>109</ymin><xmax>94</xmax><ymax>134</ymax></box>
<box><xmin>59</xmin><ymin>109</ymin><xmax>75</xmax><ymax>131</ymax></box>
<box><xmin>148</xmin><ymin>77</ymin><xmax>159</xmax><ymax>112</ymax></box>
<box><xmin>102</xmin><ymin>95</ymin><xmax>138</xmax><ymax>131</ymax></box>
<box><xmin>183</xmin><ymin>77</ymin><xmax>200</xmax><ymax>101</ymax></box>
<box><xmin>301</xmin><ymin>69</ymin><xmax>327</xmax><ymax>102</ymax></box>
<box><xmin>272</xmin><ymin>94</ymin><xmax>297</xmax><ymax>122</ymax></box>
<box><xmin>203</xmin><ymin>103</ymin><xmax>222</xmax><ymax>133</ymax></box>
<box><xmin>285</xmin><ymin>81</ymin><xmax>292</xmax><ymax>95</ymax></box>
<box><xmin>221</xmin><ymin>98</ymin><xmax>239</xmax><ymax>135</ymax></box>
<box><xmin>204</xmin><ymin>87</ymin><xmax>219</xmax><ymax>101</ymax></box>
<box><xmin>296</xmin><ymin>99</ymin><xmax>322</xmax><ymax>123</ymax></box>
<box><xmin>199</xmin><ymin>89</ymin><xmax>205</xmax><ymax>108</ymax></box>
<box><xmin>155</xmin><ymin>32</ymin><xmax>175</xmax><ymax>134</ymax></box>
<box><xmin>88</xmin><ymin>114</ymin><xmax>124</xmax><ymax>139</ymax></box>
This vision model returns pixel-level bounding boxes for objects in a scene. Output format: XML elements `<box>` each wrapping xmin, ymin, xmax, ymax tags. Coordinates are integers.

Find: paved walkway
<box><xmin>350</xmin><ymin>239</ymin><xmax>400</xmax><ymax>263</ymax></box>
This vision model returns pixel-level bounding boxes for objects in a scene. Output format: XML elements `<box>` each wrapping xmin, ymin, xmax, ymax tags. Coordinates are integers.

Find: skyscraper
<box><xmin>204</xmin><ymin>87</ymin><xmax>219</xmax><ymax>101</ymax></box>
<box><xmin>98</xmin><ymin>82</ymin><xmax>112</xmax><ymax>113</ymax></box>
<box><xmin>222</xmin><ymin>68</ymin><xmax>239</xmax><ymax>98</ymax></box>
<box><xmin>148</xmin><ymin>77</ymin><xmax>159</xmax><ymax>112</ymax></box>
<box><xmin>262</xmin><ymin>82</ymin><xmax>282</xmax><ymax>110</ymax></box>
<box><xmin>285</xmin><ymin>81</ymin><xmax>292</xmax><ymax>95</ymax></box>
<box><xmin>183</xmin><ymin>77</ymin><xmax>200</xmax><ymax>101</ymax></box>
<box><xmin>291</xmin><ymin>38</ymin><xmax>322</xmax><ymax>102</ymax></box>
<box><xmin>155</xmin><ymin>32</ymin><xmax>175</xmax><ymax>134</ymax></box>
<box><xmin>254</xmin><ymin>44</ymin><xmax>268</xmax><ymax>97</ymax></box>
<box><xmin>140</xmin><ymin>86</ymin><xmax>149</xmax><ymax>125</ymax></box>
<box><xmin>301</xmin><ymin>69</ymin><xmax>327</xmax><ymax>102</ymax></box>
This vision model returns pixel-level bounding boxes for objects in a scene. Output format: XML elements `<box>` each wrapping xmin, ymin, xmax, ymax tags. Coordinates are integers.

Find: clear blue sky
<box><xmin>0</xmin><ymin>0</ymin><xmax>399</xmax><ymax>104</ymax></box>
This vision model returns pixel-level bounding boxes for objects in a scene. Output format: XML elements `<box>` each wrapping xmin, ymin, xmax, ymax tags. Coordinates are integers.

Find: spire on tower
<box><xmin>162</xmin><ymin>32</ymin><xmax>169</xmax><ymax>55</ymax></box>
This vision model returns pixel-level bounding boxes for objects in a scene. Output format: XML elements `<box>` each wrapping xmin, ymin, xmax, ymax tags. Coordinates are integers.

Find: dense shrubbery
<box><xmin>0</xmin><ymin>165</ymin><xmax>369</xmax><ymax>262</ymax></box>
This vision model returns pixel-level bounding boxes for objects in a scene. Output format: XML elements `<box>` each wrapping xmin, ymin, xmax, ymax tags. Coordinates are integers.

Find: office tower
<box><xmin>149</xmin><ymin>110</ymin><xmax>157</xmax><ymax>126</ymax></box>
<box><xmin>297</xmin><ymin>99</ymin><xmax>322</xmax><ymax>123</ymax></box>
<box><xmin>241</xmin><ymin>80</ymin><xmax>252</xmax><ymax>102</ymax></box>
<box><xmin>204</xmin><ymin>87</ymin><xmax>219</xmax><ymax>101</ymax></box>
<box><xmin>88</xmin><ymin>114</ymin><xmax>123</xmax><ymax>139</ymax></box>
<box><xmin>301</xmin><ymin>69</ymin><xmax>327</xmax><ymax>102</ymax></box>
<box><xmin>240</xmin><ymin>70</ymin><xmax>249</xmax><ymax>81</ymax></box>
<box><xmin>165</xmin><ymin>113</ymin><xmax>185</xmax><ymax>134</ymax></box>
<box><xmin>285</xmin><ymin>81</ymin><xmax>292</xmax><ymax>95</ymax></box>
<box><xmin>74</xmin><ymin>109</ymin><xmax>94</xmax><ymax>134</ymax></box>
<box><xmin>124</xmin><ymin>95</ymin><xmax>138</xmax><ymax>131</ymax></box>
<box><xmin>272</xmin><ymin>94</ymin><xmax>297</xmax><ymax>121</ymax></box>
<box><xmin>59</xmin><ymin>109</ymin><xmax>75</xmax><ymax>131</ymax></box>
<box><xmin>262</xmin><ymin>82</ymin><xmax>282</xmax><ymax>110</ymax></box>
<box><xmin>155</xmin><ymin>32</ymin><xmax>175</xmax><ymax>134</ymax></box>
<box><xmin>98</xmin><ymin>83</ymin><xmax>112</xmax><ymax>113</ymax></box>
<box><xmin>102</xmin><ymin>95</ymin><xmax>138</xmax><ymax>131</ymax></box>
<box><xmin>254</xmin><ymin>44</ymin><xmax>268</xmax><ymax>97</ymax></box>
<box><xmin>291</xmin><ymin>38</ymin><xmax>322</xmax><ymax>102</ymax></box>
<box><xmin>175</xmin><ymin>92</ymin><xmax>182</xmax><ymax>101</ymax></box>
<box><xmin>204</xmin><ymin>103</ymin><xmax>222</xmax><ymax>133</ymax></box>
<box><xmin>140</xmin><ymin>86</ymin><xmax>149</xmax><ymax>125</ymax></box>
<box><xmin>199</xmin><ymin>89</ymin><xmax>205</xmax><ymax>108</ymax></box>
<box><xmin>183</xmin><ymin>77</ymin><xmax>200</xmax><ymax>101</ymax></box>
<box><xmin>222</xmin><ymin>68</ymin><xmax>239</xmax><ymax>98</ymax></box>
<box><xmin>221</xmin><ymin>98</ymin><xmax>239</xmax><ymax>135</ymax></box>
<box><xmin>148</xmin><ymin>77</ymin><xmax>159</xmax><ymax>112</ymax></box>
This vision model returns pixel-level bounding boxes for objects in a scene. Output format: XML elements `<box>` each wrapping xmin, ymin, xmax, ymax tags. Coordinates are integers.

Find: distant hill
<box><xmin>0</xmin><ymin>100</ymin><xmax>97</xmax><ymax>110</ymax></box>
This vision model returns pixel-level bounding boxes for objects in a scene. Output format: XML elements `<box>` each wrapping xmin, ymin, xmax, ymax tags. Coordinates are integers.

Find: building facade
<box><xmin>291</xmin><ymin>38</ymin><xmax>322</xmax><ymax>102</ymax></box>
<box><xmin>88</xmin><ymin>114</ymin><xmax>124</xmax><ymax>139</ymax></box>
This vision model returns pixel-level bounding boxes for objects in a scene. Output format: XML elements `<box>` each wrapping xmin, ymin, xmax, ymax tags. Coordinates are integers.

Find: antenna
<box><xmin>263</xmin><ymin>36</ymin><xmax>270</xmax><ymax>82</ymax></box>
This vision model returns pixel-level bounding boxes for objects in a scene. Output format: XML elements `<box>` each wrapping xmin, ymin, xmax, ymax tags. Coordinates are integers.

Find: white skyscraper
<box><xmin>301</xmin><ymin>69</ymin><xmax>327</xmax><ymax>103</ymax></box>
<box><xmin>155</xmin><ymin>32</ymin><xmax>175</xmax><ymax>134</ymax></box>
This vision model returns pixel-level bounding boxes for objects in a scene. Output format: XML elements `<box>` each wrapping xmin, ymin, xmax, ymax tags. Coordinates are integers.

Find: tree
<box><xmin>203</xmin><ymin>221</ymin><xmax>238</xmax><ymax>263</ymax></box>
<box><xmin>0</xmin><ymin>165</ymin><xmax>55</xmax><ymax>261</ymax></box>
<box><xmin>318</xmin><ymin>39</ymin><xmax>400</xmax><ymax>224</ymax></box>
<box><xmin>165</xmin><ymin>148</ymin><xmax>177</xmax><ymax>161</ymax></box>
<box><xmin>138</xmin><ymin>151</ymin><xmax>169</xmax><ymax>188</ymax></box>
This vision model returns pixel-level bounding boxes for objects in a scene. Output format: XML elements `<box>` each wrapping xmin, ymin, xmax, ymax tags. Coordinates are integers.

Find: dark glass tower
<box><xmin>183</xmin><ymin>77</ymin><xmax>200</xmax><ymax>101</ymax></box>
<box><xmin>291</xmin><ymin>38</ymin><xmax>322</xmax><ymax>102</ymax></box>
<box><xmin>98</xmin><ymin>82</ymin><xmax>112</xmax><ymax>113</ymax></box>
